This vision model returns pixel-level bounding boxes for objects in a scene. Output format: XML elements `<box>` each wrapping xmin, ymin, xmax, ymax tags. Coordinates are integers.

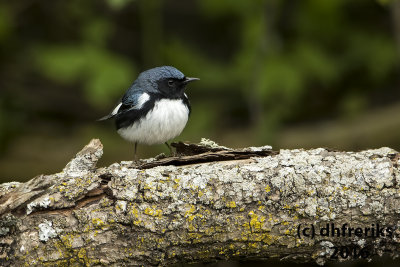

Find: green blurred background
<box><xmin>0</xmin><ymin>0</ymin><xmax>400</xmax><ymax>183</ymax></box>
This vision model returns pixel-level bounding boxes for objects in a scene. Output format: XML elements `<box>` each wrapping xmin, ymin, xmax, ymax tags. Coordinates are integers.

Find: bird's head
<box><xmin>136</xmin><ymin>66</ymin><xmax>199</xmax><ymax>98</ymax></box>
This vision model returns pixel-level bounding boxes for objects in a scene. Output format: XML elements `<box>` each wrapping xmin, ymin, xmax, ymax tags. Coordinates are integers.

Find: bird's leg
<box><xmin>164</xmin><ymin>142</ymin><xmax>174</xmax><ymax>156</ymax></box>
<box><xmin>134</xmin><ymin>142</ymin><xmax>138</xmax><ymax>162</ymax></box>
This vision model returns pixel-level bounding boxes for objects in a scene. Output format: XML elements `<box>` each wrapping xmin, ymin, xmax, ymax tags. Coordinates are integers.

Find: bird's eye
<box><xmin>168</xmin><ymin>79</ymin><xmax>174</xmax><ymax>87</ymax></box>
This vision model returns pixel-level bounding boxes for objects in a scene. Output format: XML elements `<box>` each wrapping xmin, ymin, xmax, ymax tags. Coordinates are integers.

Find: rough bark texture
<box><xmin>0</xmin><ymin>139</ymin><xmax>400</xmax><ymax>266</ymax></box>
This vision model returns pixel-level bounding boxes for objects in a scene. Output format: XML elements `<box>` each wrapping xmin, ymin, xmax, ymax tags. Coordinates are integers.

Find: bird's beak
<box><xmin>183</xmin><ymin>77</ymin><xmax>200</xmax><ymax>84</ymax></box>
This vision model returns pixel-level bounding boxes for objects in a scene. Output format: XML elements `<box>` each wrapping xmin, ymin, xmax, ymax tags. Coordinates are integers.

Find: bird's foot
<box><xmin>130</xmin><ymin>158</ymin><xmax>142</xmax><ymax>168</ymax></box>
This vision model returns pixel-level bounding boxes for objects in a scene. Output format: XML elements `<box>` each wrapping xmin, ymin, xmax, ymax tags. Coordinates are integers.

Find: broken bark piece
<box><xmin>136</xmin><ymin>139</ymin><xmax>276</xmax><ymax>169</ymax></box>
<box><xmin>63</xmin><ymin>138</ymin><xmax>103</xmax><ymax>177</ymax></box>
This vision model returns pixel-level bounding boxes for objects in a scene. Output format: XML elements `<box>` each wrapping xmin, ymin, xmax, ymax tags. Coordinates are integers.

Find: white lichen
<box><xmin>0</xmin><ymin>182</ymin><xmax>21</xmax><ymax>194</ymax></box>
<box><xmin>26</xmin><ymin>196</ymin><xmax>51</xmax><ymax>215</ymax></box>
<box><xmin>200</xmin><ymin>138</ymin><xmax>230</xmax><ymax>150</ymax></box>
<box><xmin>317</xmin><ymin>240</ymin><xmax>335</xmax><ymax>265</ymax></box>
<box><xmin>38</xmin><ymin>220</ymin><xmax>58</xmax><ymax>242</ymax></box>
<box><xmin>357</xmin><ymin>239</ymin><xmax>366</xmax><ymax>246</ymax></box>
<box><xmin>62</xmin><ymin>139</ymin><xmax>103</xmax><ymax>177</ymax></box>
<box><xmin>304</xmin><ymin>197</ymin><xmax>318</xmax><ymax>217</ymax></box>
<box><xmin>116</xmin><ymin>200</ymin><xmax>127</xmax><ymax>213</ymax></box>
<box><xmin>243</xmin><ymin>145</ymin><xmax>273</xmax><ymax>152</ymax></box>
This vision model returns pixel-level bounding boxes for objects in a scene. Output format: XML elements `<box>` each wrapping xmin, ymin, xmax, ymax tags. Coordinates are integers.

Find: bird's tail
<box><xmin>97</xmin><ymin>114</ymin><xmax>114</xmax><ymax>121</ymax></box>
<box><xmin>97</xmin><ymin>102</ymin><xmax>122</xmax><ymax>121</ymax></box>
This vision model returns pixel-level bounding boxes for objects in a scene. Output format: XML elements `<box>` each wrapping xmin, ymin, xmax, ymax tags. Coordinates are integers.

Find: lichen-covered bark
<box><xmin>0</xmin><ymin>139</ymin><xmax>399</xmax><ymax>266</ymax></box>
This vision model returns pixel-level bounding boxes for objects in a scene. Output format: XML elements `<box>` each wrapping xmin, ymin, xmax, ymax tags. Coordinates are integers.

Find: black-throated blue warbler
<box><xmin>99</xmin><ymin>66</ymin><xmax>199</xmax><ymax>159</ymax></box>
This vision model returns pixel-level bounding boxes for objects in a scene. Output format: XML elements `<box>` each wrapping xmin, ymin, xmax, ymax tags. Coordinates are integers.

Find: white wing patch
<box><xmin>111</xmin><ymin>93</ymin><xmax>150</xmax><ymax>116</ymax></box>
<box><xmin>111</xmin><ymin>103</ymin><xmax>123</xmax><ymax>116</ymax></box>
<box><xmin>134</xmin><ymin>93</ymin><xmax>150</xmax><ymax>109</ymax></box>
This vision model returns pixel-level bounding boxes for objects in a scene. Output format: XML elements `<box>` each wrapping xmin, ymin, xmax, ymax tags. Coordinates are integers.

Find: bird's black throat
<box><xmin>157</xmin><ymin>78</ymin><xmax>188</xmax><ymax>99</ymax></box>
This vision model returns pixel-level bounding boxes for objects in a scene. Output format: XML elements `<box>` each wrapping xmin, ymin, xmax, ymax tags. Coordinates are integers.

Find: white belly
<box><xmin>117</xmin><ymin>99</ymin><xmax>189</xmax><ymax>145</ymax></box>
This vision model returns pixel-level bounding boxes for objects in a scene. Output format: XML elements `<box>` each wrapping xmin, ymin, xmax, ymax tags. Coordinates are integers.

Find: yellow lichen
<box><xmin>249</xmin><ymin>242</ymin><xmax>258</xmax><ymax>248</ymax></box>
<box><xmin>226</xmin><ymin>201</ymin><xmax>237</xmax><ymax>208</ymax></box>
<box><xmin>248</xmin><ymin>210</ymin><xmax>265</xmax><ymax>231</ymax></box>
<box><xmin>91</xmin><ymin>218</ymin><xmax>105</xmax><ymax>228</ymax></box>
<box><xmin>77</xmin><ymin>248</ymin><xmax>89</xmax><ymax>266</ymax></box>
<box><xmin>144</xmin><ymin>207</ymin><xmax>163</xmax><ymax>218</ymax></box>
<box><xmin>265</xmin><ymin>185</ymin><xmax>271</xmax><ymax>193</ymax></box>
<box><xmin>184</xmin><ymin>205</ymin><xmax>196</xmax><ymax>217</ymax></box>
<box><xmin>130</xmin><ymin>205</ymin><xmax>139</xmax><ymax>218</ymax></box>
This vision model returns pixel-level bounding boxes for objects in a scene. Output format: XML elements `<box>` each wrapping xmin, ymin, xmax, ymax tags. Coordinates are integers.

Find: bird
<box><xmin>98</xmin><ymin>66</ymin><xmax>199</xmax><ymax>160</ymax></box>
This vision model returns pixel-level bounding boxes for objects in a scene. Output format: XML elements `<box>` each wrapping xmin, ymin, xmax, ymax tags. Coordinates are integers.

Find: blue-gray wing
<box><xmin>115</xmin><ymin>92</ymin><xmax>157</xmax><ymax>129</ymax></box>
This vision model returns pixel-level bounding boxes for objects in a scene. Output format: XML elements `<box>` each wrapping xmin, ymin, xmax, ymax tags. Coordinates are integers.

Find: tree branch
<box><xmin>0</xmin><ymin>139</ymin><xmax>399</xmax><ymax>266</ymax></box>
